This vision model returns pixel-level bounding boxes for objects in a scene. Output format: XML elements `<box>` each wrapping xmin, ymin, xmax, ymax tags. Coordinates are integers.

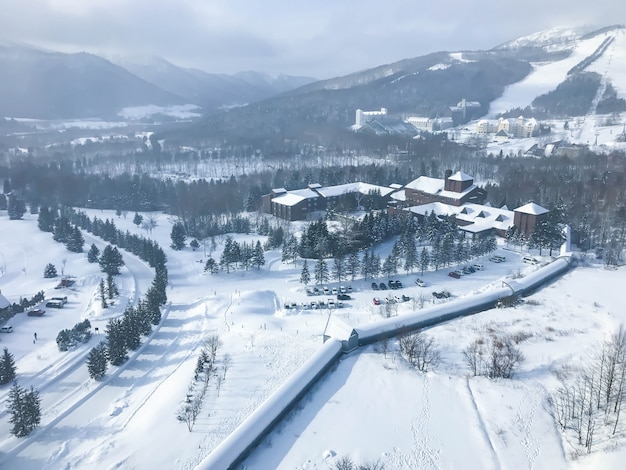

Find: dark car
<box><xmin>448</xmin><ymin>271</ymin><xmax>461</xmax><ymax>279</ymax></box>
<box><xmin>388</xmin><ymin>280</ymin><xmax>398</xmax><ymax>289</ymax></box>
<box><xmin>371</xmin><ymin>282</ymin><xmax>379</xmax><ymax>290</ymax></box>
<box><xmin>337</xmin><ymin>294</ymin><xmax>351</xmax><ymax>300</ymax></box>
<box><xmin>379</xmin><ymin>282</ymin><xmax>388</xmax><ymax>290</ymax></box>
<box><xmin>27</xmin><ymin>309</ymin><xmax>45</xmax><ymax>317</ymax></box>
<box><xmin>46</xmin><ymin>300</ymin><xmax>64</xmax><ymax>308</ymax></box>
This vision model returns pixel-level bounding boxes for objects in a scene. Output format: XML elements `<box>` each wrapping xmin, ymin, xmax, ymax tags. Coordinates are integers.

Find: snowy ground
<box><xmin>0</xmin><ymin>209</ymin><xmax>625</xmax><ymax>469</ymax></box>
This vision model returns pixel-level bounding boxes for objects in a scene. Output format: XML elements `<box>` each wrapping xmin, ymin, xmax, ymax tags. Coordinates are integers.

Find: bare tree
<box><xmin>205</xmin><ymin>334</ymin><xmax>223</xmax><ymax>364</ymax></box>
<box><xmin>399</xmin><ymin>331</ymin><xmax>440</xmax><ymax>372</ymax></box>
<box><xmin>463</xmin><ymin>339</ymin><xmax>484</xmax><ymax>377</ymax></box>
<box><xmin>141</xmin><ymin>214</ymin><xmax>159</xmax><ymax>235</ymax></box>
<box><xmin>222</xmin><ymin>353</ymin><xmax>232</xmax><ymax>380</ymax></box>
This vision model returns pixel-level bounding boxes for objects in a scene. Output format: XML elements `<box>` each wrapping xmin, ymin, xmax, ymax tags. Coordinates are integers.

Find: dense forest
<box><xmin>1</xmin><ymin>135</ymin><xmax>625</xmax><ymax>261</ymax></box>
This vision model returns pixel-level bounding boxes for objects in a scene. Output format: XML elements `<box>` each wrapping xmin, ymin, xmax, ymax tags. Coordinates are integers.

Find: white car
<box><xmin>0</xmin><ymin>325</ymin><xmax>13</xmax><ymax>333</ymax></box>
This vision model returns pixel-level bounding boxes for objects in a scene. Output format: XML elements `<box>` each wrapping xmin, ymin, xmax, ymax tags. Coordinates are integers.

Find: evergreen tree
<box><xmin>204</xmin><ymin>256</ymin><xmax>218</xmax><ymax>274</ymax></box>
<box><xmin>87</xmin><ymin>243</ymin><xmax>100</xmax><ymax>263</ymax></box>
<box><xmin>360</xmin><ymin>251</ymin><xmax>371</xmax><ymax>280</ymax></box>
<box><xmin>133</xmin><ymin>212</ymin><xmax>143</xmax><ymax>226</ymax></box>
<box><xmin>314</xmin><ymin>257</ymin><xmax>329</xmax><ymax>285</ymax></box>
<box><xmin>300</xmin><ymin>259</ymin><xmax>311</xmax><ymax>285</ymax></box>
<box><xmin>8</xmin><ymin>382</ymin><xmax>41</xmax><ymax>437</ymax></box>
<box><xmin>37</xmin><ymin>206</ymin><xmax>56</xmax><ymax>232</ymax></box>
<box><xmin>66</xmin><ymin>226</ymin><xmax>84</xmax><ymax>253</ymax></box>
<box><xmin>43</xmin><ymin>263</ymin><xmax>58</xmax><ymax>278</ymax></box>
<box><xmin>0</xmin><ymin>347</ymin><xmax>17</xmax><ymax>384</ymax></box>
<box><xmin>52</xmin><ymin>216</ymin><xmax>72</xmax><ymax>243</ymax></box>
<box><xmin>0</xmin><ymin>193</ymin><xmax>6</xmax><ymax>211</ymax></box>
<box><xmin>332</xmin><ymin>256</ymin><xmax>345</xmax><ymax>282</ymax></box>
<box><xmin>87</xmin><ymin>342</ymin><xmax>108</xmax><ymax>380</ymax></box>
<box><xmin>106</xmin><ymin>318</ymin><xmax>128</xmax><ymax>366</ymax></box>
<box><xmin>100</xmin><ymin>279</ymin><xmax>108</xmax><ymax>309</ymax></box>
<box><xmin>170</xmin><ymin>222</ymin><xmax>187</xmax><ymax>251</ymax></box>
<box><xmin>189</xmin><ymin>239</ymin><xmax>200</xmax><ymax>251</ymax></box>
<box><xmin>7</xmin><ymin>193</ymin><xmax>26</xmax><ymax>220</ymax></box>
<box><xmin>251</xmin><ymin>241</ymin><xmax>265</xmax><ymax>270</ymax></box>
<box><xmin>420</xmin><ymin>247</ymin><xmax>430</xmax><ymax>276</ymax></box>
<box><xmin>106</xmin><ymin>273</ymin><xmax>119</xmax><ymax>299</ymax></box>
<box><xmin>347</xmin><ymin>252</ymin><xmax>361</xmax><ymax>281</ymax></box>
<box><xmin>122</xmin><ymin>310</ymin><xmax>142</xmax><ymax>351</ymax></box>
<box><xmin>99</xmin><ymin>245</ymin><xmax>125</xmax><ymax>276</ymax></box>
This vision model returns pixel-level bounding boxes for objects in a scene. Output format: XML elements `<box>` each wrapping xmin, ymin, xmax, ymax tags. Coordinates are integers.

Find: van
<box><xmin>0</xmin><ymin>325</ymin><xmax>13</xmax><ymax>333</ymax></box>
<box><xmin>46</xmin><ymin>300</ymin><xmax>64</xmax><ymax>308</ymax></box>
<box><xmin>523</xmin><ymin>255</ymin><xmax>539</xmax><ymax>265</ymax></box>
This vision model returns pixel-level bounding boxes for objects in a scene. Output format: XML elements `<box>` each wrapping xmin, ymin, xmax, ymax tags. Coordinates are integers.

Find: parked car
<box><xmin>371</xmin><ymin>282</ymin><xmax>379</xmax><ymax>290</ymax></box>
<box><xmin>415</xmin><ymin>278</ymin><xmax>426</xmax><ymax>287</ymax></box>
<box><xmin>523</xmin><ymin>255</ymin><xmax>539</xmax><ymax>265</ymax></box>
<box><xmin>385</xmin><ymin>297</ymin><xmax>396</xmax><ymax>304</ymax></box>
<box><xmin>337</xmin><ymin>294</ymin><xmax>351</xmax><ymax>300</ymax></box>
<box><xmin>379</xmin><ymin>282</ymin><xmax>388</xmax><ymax>290</ymax></box>
<box><xmin>331</xmin><ymin>287</ymin><xmax>338</xmax><ymax>295</ymax></box>
<box><xmin>401</xmin><ymin>294</ymin><xmax>411</xmax><ymax>302</ymax></box>
<box><xmin>432</xmin><ymin>290</ymin><xmax>451</xmax><ymax>299</ymax></box>
<box><xmin>0</xmin><ymin>325</ymin><xmax>14</xmax><ymax>333</ymax></box>
<box><xmin>372</xmin><ymin>297</ymin><xmax>381</xmax><ymax>305</ymax></box>
<box><xmin>336</xmin><ymin>301</ymin><xmax>344</xmax><ymax>308</ymax></box>
<box><xmin>489</xmin><ymin>255</ymin><xmax>506</xmax><ymax>263</ymax></box>
<box><xmin>448</xmin><ymin>271</ymin><xmax>461</xmax><ymax>279</ymax></box>
<box><xmin>50</xmin><ymin>296</ymin><xmax>68</xmax><ymax>305</ymax></box>
<box><xmin>46</xmin><ymin>300</ymin><xmax>64</xmax><ymax>308</ymax></box>
<box><xmin>462</xmin><ymin>266</ymin><xmax>475</xmax><ymax>274</ymax></box>
<box><xmin>328</xmin><ymin>299</ymin><xmax>335</xmax><ymax>308</ymax></box>
<box><xmin>27</xmin><ymin>309</ymin><xmax>45</xmax><ymax>317</ymax></box>
<box><xmin>312</xmin><ymin>287</ymin><xmax>320</xmax><ymax>295</ymax></box>
<box><xmin>323</xmin><ymin>287</ymin><xmax>330</xmax><ymax>295</ymax></box>
<box><xmin>306</xmin><ymin>287</ymin><xmax>313</xmax><ymax>296</ymax></box>
<box><xmin>473</xmin><ymin>263</ymin><xmax>484</xmax><ymax>271</ymax></box>
<box><xmin>388</xmin><ymin>280</ymin><xmax>398</xmax><ymax>289</ymax></box>
<box><xmin>347</xmin><ymin>286</ymin><xmax>353</xmax><ymax>293</ymax></box>
<box><xmin>339</xmin><ymin>286</ymin><xmax>347</xmax><ymax>294</ymax></box>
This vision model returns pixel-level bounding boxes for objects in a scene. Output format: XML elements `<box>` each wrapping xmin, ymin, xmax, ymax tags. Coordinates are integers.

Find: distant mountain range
<box><xmin>0</xmin><ymin>45</ymin><xmax>316</xmax><ymax>119</ymax></box>
<box><xmin>1</xmin><ymin>24</ymin><xmax>625</xmax><ymax>135</ymax></box>
<box><xmin>176</xmin><ymin>24</ymin><xmax>625</xmax><ymax>144</ymax></box>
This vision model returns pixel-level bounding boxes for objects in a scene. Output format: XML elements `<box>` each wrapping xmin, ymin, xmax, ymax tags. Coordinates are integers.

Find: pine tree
<box><xmin>99</xmin><ymin>245</ymin><xmax>125</xmax><ymax>276</ymax></box>
<box><xmin>106</xmin><ymin>318</ymin><xmax>128</xmax><ymax>366</ymax></box>
<box><xmin>87</xmin><ymin>243</ymin><xmax>100</xmax><ymax>263</ymax></box>
<box><xmin>170</xmin><ymin>222</ymin><xmax>187</xmax><ymax>251</ymax></box>
<box><xmin>122</xmin><ymin>310</ymin><xmax>142</xmax><ymax>351</ymax></box>
<box><xmin>8</xmin><ymin>382</ymin><xmax>41</xmax><ymax>437</ymax></box>
<box><xmin>332</xmin><ymin>256</ymin><xmax>345</xmax><ymax>282</ymax></box>
<box><xmin>106</xmin><ymin>273</ymin><xmax>119</xmax><ymax>300</ymax></box>
<box><xmin>251</xmin><ymin>241</ymin><xmax>265</xmax><ymax>270</ymax></box>
<box><xmin>204</xmin><ymin>257</ymin><xmax>218</xmax><ymax>274</ymax></box>
<box><xmin>419</xmin><ymin>247</ymin><xmax>430</xmax><ymax>275</ymax></box>
<box><xmin>133</xmin><ymin>212</ymin><xmax>143</xmax><ymax>227</ymax></box>
<box><xmin>0</xmin><ymin>347</ymin><xmax>17</xmax><ymax>384</ymax></box>
<box><xmin>189</xmin><ymin>239</ymin><xmax>200</xmax><ymax>251</ymax></box>
<box><xmin>66</xmin><ymin>226</ymin><xmax>84</xmax><ymax>253</ymax></box>
<box><xmin>43</xmin><ymin>263</ymin><xmax>58</xmax><ymax>278</ymax></box>
<box><xmin>37</xmin><ymin>206</ymin><xmax>56</xmax><ymax>232</ymax></box>
<box><xmin>347</xmin><ymin>252</ymin><xmax>361</xmax><ymax>281</ymax></box>
<box><xmin>300</xmin><ymin>259</ymin><xmax>311</xmax><ymax>285</ymax></box>
<box><xmin>100</xmin><ymin>279</ymin><xmax>108</xmax><ymax>309</ymax></box>
<box><xmin>87</xmin><ymin>342</ymin><xmax>108</xmax><ymax>380</ymax></box>
<box><xmin>314</xmin><ymin>257</ymin><xmax>329</xmax><ymax>285</ymax></box>
<box><xmin>7</xmin><ymin>193</ymin><xmax>26</xmax><ymax>220</ymax></box>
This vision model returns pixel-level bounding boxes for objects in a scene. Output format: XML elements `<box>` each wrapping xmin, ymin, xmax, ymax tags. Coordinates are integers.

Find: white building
<box><xmin>355</xmin><ymin>107</ymin><xmax>388</xmax><ymax>127</ymax></box>
<box><xmin>476</xmin><ymin>116</ymin><xmax>538</xmax><ymax>139</ymax></box>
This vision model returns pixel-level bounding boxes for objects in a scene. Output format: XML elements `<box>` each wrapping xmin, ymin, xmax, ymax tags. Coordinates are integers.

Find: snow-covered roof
<box><xmin>515</xmin><ymin>202</ymin><xmax>549</xmax><ymax>215</ymax></box>
<box><xmin>406</xmin><ymin>201</ymin><xmax>515</xmax><ymax>233</ymax></box>
<box><xmin>314</xmin><ymin>182</ymin><xmax>394</xmax><ymax>198</ymax></box>
<box><xmin>404</xmin><ymin>176</ymin><xmax>444</xmax><ymax>194</ymax></box>
<box><xmin>272</xmin><ymin>188</ymin><xmax>320</xmax><ymax>207</ymax></box>
<box><xmin>439</xmin><ymin>184</ymin><xmax>477</xmax><ymax>200</ymax></box>
<box><xmin>447</xmin><ymin>171</ymin><xmax>473</xmax><ymax>182</ymax></box>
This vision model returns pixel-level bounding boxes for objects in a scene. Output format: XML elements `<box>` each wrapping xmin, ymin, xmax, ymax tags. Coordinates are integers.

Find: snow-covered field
<box><xmin>0</xmin><ymin>209</ymin><xmax>625</xmax><ymax>469</ymax></box>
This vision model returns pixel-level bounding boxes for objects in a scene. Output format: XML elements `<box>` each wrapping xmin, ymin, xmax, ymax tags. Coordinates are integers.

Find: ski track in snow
<box><xmin>466</xmin><ymin>378</ymin><xmax>501</xmax><ymax>470</ymax></box>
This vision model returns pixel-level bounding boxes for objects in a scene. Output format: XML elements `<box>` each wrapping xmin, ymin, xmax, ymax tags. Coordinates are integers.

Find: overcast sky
<box><xmin>0</xmin><ymin>1</ymin><xmax>622</xmax><ymax>79</ymax></box>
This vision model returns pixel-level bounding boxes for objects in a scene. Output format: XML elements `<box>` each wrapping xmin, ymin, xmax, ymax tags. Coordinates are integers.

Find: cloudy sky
<box><xmin>0</xmin><ymin>0</ymin><xmax>621</xmax><ymax>79</ymax></box>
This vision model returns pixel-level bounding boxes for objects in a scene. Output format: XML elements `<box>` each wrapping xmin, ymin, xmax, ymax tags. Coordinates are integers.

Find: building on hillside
<box><xmin>397</xmin><ymin>170</ymin><xmax>549</xmax><ymax>239</ymax></box>
<box><xmin>262</xmin><ymin>182</ymin><xmax>397</xmax><ymax>221</ymax></box>
<box><xmin>448</xmin><ymin>99</ymin><xmax>482</xmax><ymax>124</ymax></box>
<box><xmin>513</xmin><ymin>202</ymin><xmax>549</xmax><ymax>237</ymax></box>
<box><xmin>355</xmin><ymin>108</ymin><xmax>388</xmax><ymax>127</ymax></box>
<box><xmin>476</xmin><ymin>116</ymin><xmax>539</xmax><ymax>139</ymax></box>
<box><xmin>498</xmin><ymin>116</ymin><xmax>538</xmax><ymax>138</ymax></box>
<box><xmin>405</xmin><ymin>116</ymin><xmax>454</xmax><ymax>133</ymax></box>
<box><xmin>404</xmin><ymin>170</ymin><xmax>487</xmax><ymax>207</ymax></box>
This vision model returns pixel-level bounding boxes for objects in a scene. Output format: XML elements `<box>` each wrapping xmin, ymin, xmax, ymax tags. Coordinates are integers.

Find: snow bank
<box><xmin>195</xmin><ymin>338</ymin><xmax>343</xmax><ymax>470</ymax></box>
